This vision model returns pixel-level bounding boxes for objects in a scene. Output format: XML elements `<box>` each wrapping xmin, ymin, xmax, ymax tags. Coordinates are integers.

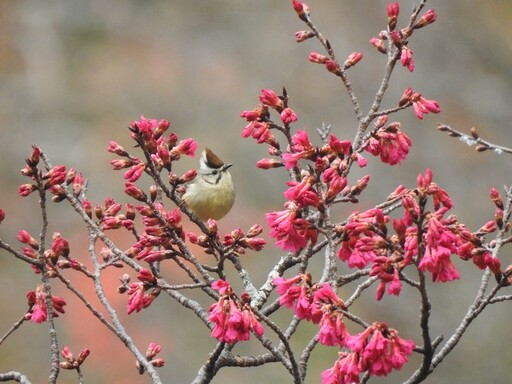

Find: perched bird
<box><xmin>182</xmin><ymin>148</ymin><xmax>235</xmax><ymax>221</ymax></box>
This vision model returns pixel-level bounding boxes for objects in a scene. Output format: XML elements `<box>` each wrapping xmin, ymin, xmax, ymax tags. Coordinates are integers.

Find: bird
<box><xmin>182</xmin><ymin>148</ymin><xmax>235</xmax><ymax>221</ymax></box>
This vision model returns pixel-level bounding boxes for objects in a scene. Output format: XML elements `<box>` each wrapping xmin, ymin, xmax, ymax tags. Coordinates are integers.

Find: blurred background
<box><xmin>1</xmin><ymin>0</ymin><xmax>511</xmax><ymax>382</ymax></box>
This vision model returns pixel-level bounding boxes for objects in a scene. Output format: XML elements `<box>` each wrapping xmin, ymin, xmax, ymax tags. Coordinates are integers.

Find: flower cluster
<box><xmin>208</xmin><ymin>280</ymin><xmax>264</xmax><ymax>344</ymax></box>
<box><xmin>26</xmin><ymin>284</ymin><xmax>67</xmax><ymax>324</ymax></box>
<box><xmin>129</xmin><ymin>204</ymin><xmax>185</xmax><ymax>263</ymax></box>
<box><xmin>109</xmin><ymin>116</ymin><xmax>197</xmax><ymax>182</ymax></box>
<box><xmin>18</xmin><ymin>145</ymin><xmax>86</xmax><ymax>203</ymax></box>
<box><xmin>273</xmin><ymin>275</ymin><xmax>414</xmax><ymax>382</ymax></box>
<box><xmin>399</xmin><ymin>87</ymin><xmax>440</xmax><ymax>120</ymax></box>
<box><xmin>118</xmin><ymin>269</ymin><xmax>161</xmax><ymax>315</ymax></box>
<box><xmin>242</xmin><ymin>92</ymin><xmax>374</xmax><ymax>253</ymax></box>
<box><xmin>365</xmin><ymin>116</ymin><xmax>411</xmax><ymax>165</ymax></box>
<box><xmin>338</xmin><ymin>169</ymin><xmax>503</xmax><ymax>300</ymax></box>
<box><xmin>321</xmin><ymin>323</ymin><xmax>415</xmax><ymax>383</ymax></box>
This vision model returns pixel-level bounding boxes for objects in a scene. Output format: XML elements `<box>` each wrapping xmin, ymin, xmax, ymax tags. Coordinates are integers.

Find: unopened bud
<box><xmin>179</xmin><ymin>169</ymin><xmax>197</xmax><ymax>183</ymax></box>
<box><xmin>207</xmin><ymin>219</ymin><xmax>218</xmax><ymax>234</ymax></box>
<box><xmin>343</xmin><ymin>52</ymin><xmax>363</xmax><ymax>69</ymax></box>
<box><xmin>149</xmin><ymin>185</ymin><xmax>158</xmax><ymax>202</ymax></box>
<box><xmin>256</xmin><ymin>158</ymin><xmax>283</xmax><ymax>169</ymax></box>
<box><xmin>370</xmin><ymin>37</ymin><xmax>387</xmax><ymax>54</ymax></box>
<box><xmin>295</xmin><ymin>30</ymin><xmax>314</xmax><ymax>42</ymax></box>
<box><xmin>125</xmin><ymin>182</ymin><xmax>147</xmax><ymax>202</ymax></box>
<box><xmin>414</xmin><ymin>9</ymin><xmax>437</xmax><ymax>29</ymax></box>
<box><xmin>247</xmin><ymin>224</ymin><xmax>263</xmax><ymax>237</ymax></box>
<box><xmin>489</xmin><ymin>187</ymin><xmax>504</xmax><ymax>209</ymax></box>
<box><xmin>27</xmin><ymin>146</ymin><xmax>41</xmax><ymax>167</ymax></box>
<box><xmin>308</xmin><ymin>52</ymin><xmax>328</xmax><ymax>64</ymax></box>
<box><xmin>107</xmin><ymin>141</ymin><xmax>129</xmax><ymax>156</ymax></box>
<box><xmin>325</xmin><ymin>59</ymin><xmax>340</xmax><ymax>74</ymax></box>
<box><xmin>292</xmin><ymin>0</ymin><xmax>310</xmax><ymax>22</ymax></box>
<box><xmin>387</xmin><ymin>2</ymin><xmax>400</xmax><ymax>31</ymax></box>
<box><xmin>350</xmin><ymin>175</ymin><xmax>370</xmax><ymax>196</ymax></box>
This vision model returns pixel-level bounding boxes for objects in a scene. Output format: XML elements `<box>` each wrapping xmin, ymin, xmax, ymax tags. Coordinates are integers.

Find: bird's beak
<box><xmin>223</xmin><ymin>163</ymin><xmax>233</xmax><ymax>171</ymax></box>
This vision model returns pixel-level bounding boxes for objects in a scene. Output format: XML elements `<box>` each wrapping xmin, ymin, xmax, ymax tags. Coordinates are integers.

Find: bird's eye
<box><xmin>211</xmin><ymin>170</ymin><xmax>218</xmax><ymax>175</ymax></box>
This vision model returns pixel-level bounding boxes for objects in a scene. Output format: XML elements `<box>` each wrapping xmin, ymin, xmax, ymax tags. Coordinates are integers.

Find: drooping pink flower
<box><xmin>208</xmin><ymin>280</ymin><xmax>264</xmax><ymax>343</ymax></box>
<box><xmin>346</xmin><ymin>322</ymin><xmax>415</xmax><ymax>378</ymax></box>
<box><xmin>266</xmin><ymin>201</ymin><xmax>318</xmax><ymax>253</ymax></box>
<box><xmin>281</xmin><ymin>130</ymin><xmax>315</xmax><ymax>169</ymax></box>
<box><xmin>317</xmin><ymin>311</ymin><xmax>350</xmax><ymax>346</ymax></box>
<box><xmin>283</xmin><ymin>176</ymin><xmax>320</xmax><ymax>207</ymax></box>
<box><xmin>273</xmin><ymin>274</ymin><xmax>332</xmax><ymax>323</ymax></box>
<box><xmin>400</xmin><ymin>46</ymin><xmax>414</xmax><ymax>72</ymax></box>
<box><xmin>127</xmin><ymin>282</ymin><xmax>153</xmax><ymax>314</ymax></box>
<box><xmin>418</xmin><ymin>215</ymin><xmax>460</xmax><ymax>282</ymax></box>
<box><xmin>366</xmin><ymin>122</ymin><xmax>411</xmax><ymax>165</ymax></box>
<box><xmin>26</xmin><ymin>285</ymin><xmax>67</xmax><ymax>324</ymax></box>
<box><xmin>321</xmin><ymin>352</ymin><xmax>361</xmax><ymax>384</ymax></box>
<box><xmin>338</xmin><ymin>208</ymin><xmax>389</xmax><ymax>268</ymax></box>
<box><xmin>370</xmin><ymin>257</ymin><xmax>402</xmax><ymax>300</ymax></box>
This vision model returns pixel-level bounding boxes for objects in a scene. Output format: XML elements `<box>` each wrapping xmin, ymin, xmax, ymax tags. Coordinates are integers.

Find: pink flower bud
<box><xmin>107</xmin><ymin>141</ymin><xmax>128</xmax><ymax>156</ymax></box>
<box><xmin>27</xmin><ymin>145</ymin><xmax>41</xmax><ymax>167</ymax></box>
<box><xmin>390</xmin><ymin>30</ymin><xmax>402</xmax><ymax>46</ymax></box>
<box><xmin>399</xmin><ymin>87</ymin><xmax>414</xmax><ymax>106</ymax></box>
<box><xmin>292</xmin><ymin>0</ymin><xmax>310</xmax><ymax>22</ymax></box>
<box><xmin>172</xmin><ymin>138</ymin><xmax>197</xmax><ymax>157</ymax></box>
<box><xmin>387</xmin><ymin>2</ymin><xmax>399</xmax><ymax>30</ymax></box>
<box><xmin>187</xmin><ymin>232</ymin><xmax>198</xmax><ymax>244</ymax></box>
<box><xmin>259</xmin><ymin>89</ymin><xmax>284</xmax><ymax>111</ymax></box>
<box><xmin>280</xmin><ymin>108</ymin><xmax>298</xmax><ymax>124</ymax></box>
<box><xmin>179</xmin><ymin>169</ymin><xmax>197</xmax><ymax>183</ymax></box>
<box><xmin>414</xmin><ymin>9</ymin><xmax>437</xmax><ymax>29</ymax></box>
<box><xmin>295</xmin><ymin>30</ymin><xmax>314</xmax><ymax>42</ymax></box>
<box><xmin>400</xmin><ymin>46</ymin><xmax>414</xmax><ymax>72</ymax></box>
<box><xmin>124</xmin><ymin>182</ymin><xmax>147</xmax><ymax>202</ymax></box>
<box><xmin>325</xmin><ymin>59</ymin><xmax>339</xmax><ymax>74</ymax></box>
<box><xmin>207</xmin><ymin>218</ymin><xmax>218</xmax><ymax>234</ymax></box>
<box><xmin>308</xmin><ymin>51</ymin><xmax>328</xmax><ymax>64</ymax></box>
<box><xmin>343</xmin><ymin>52</ymin><xmax>363</xmax><ymax>69</ymax></box>
<box><xmin>153</xmin><ymin>119</ymin><xmax>171</xmax><ymax>140</ymax></box>
<box><xmin>247</xmin><ymin>224</ymin><xmax>264</xmax><ymax>237</ymax></box>
<box><xmin>370</xmin><ymin>37</ymin><xmax>387</xmax><ymax>54</ymax></box>
<box><xmin>0</xmin><ymin>209</ymin><xmax>4</xmax><ymax>224</ymax></box>
<box><xmin>374</xmin><ymin>115</ymin><xmax>389</xmax><ymax>129</ymax></box>
<box><xmin>17</xmin><ymin>230</ymin><xmax>39</xmax><ymax>249</ymax></box>
<box><xmin>77</xmin><ymin>348</ymin><xmax>90</xmax><ymax>364</ymax></box>
<box><xmin>256</xmin><ymin>158</ymin><xmax>283</xmax><ymax>169</ymax></box>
